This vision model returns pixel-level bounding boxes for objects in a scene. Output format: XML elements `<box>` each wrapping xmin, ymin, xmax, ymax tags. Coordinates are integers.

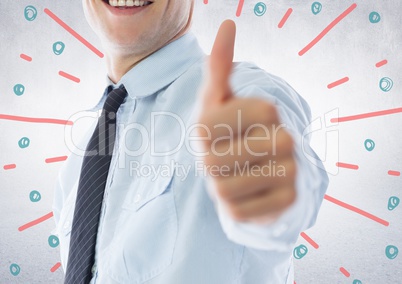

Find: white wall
<box><xmin>1</xmin><ymin>0</ymin><xmax>401</xmax><ymax>282</ymax></box>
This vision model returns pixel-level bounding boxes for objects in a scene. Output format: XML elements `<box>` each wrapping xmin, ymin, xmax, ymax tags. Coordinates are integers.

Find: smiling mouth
<box><xmin>103</xmin><ymin>0</ymin><xmax>153</xmax><ymax>8</ymax></box>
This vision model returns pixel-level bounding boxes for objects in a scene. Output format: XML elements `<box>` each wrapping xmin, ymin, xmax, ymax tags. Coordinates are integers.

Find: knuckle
<box><xmin>283</xmin><ymin>131</ymin><xmax>295</xmax><ymax>151</ymax></box>
<box><xmin>260</xmin><ymin>100</ymin><xmax>276</xmax><ymax>114</ymax></box>
<box><xmin>249</xmin><ymin>99</ymin><xmax>276</xmax><ymax>124</ymax></box>
<box><xmin>283</xmin><ymin>187</ymin><xmax>297</xmax><ymax>207</ymax></box>
<box><xmin>228</xmin><ymin>205</ymin><xmax>246</xmax><ymax>221</ymax></box>
<box><xmin>215</xmin><ymin>182</ymin><xmax>232</xmax><ymax>200</ymax></box>
<box><xmin>198</xmin><ymin>112</ymin><xmax>210</xmax><ymax>126</ymax></box>
<box><xmin>286</xmin><ymin>160</ymin><xmax>297</xmax><ymax>180</ymax></box>
<box><xmin>259</xmin><ymin>103</ymin><xmax>276</xmax><ymax>123</ymax></box>
<box><xmin>276</xmin><ymin>130</ymin><xmax>294</xmax><ymax>154</ymax></box>
<box><xmin>204</xmin><ymin>155</ymin><xmax>215</xmax><ymax>167</ymax></box>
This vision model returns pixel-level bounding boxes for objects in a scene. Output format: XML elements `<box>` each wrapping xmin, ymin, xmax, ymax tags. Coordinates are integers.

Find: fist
<box><xmin>198</xmin><ymin>20</ymin><xmax>297</xmax><ymax>224</ymax></box>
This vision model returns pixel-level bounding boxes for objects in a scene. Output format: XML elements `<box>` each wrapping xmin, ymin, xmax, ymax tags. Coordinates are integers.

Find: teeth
<box><xmin>108</xmin><ymin>0</ymin><xmax>151</xmax><ymax>7</ymax></box>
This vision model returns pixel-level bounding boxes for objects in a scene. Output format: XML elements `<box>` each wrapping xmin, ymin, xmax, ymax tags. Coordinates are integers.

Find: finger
<box><xmin>213</xmin><ymin>157</ymin><xmax>297</xmax><ymax>201</ymax></box>
<box><xmin>204</xmin><ymin>19</ymin><xmax>236</xmax><ymax>105</ymax></box>
<box><xmin>224</xmin><ymin>185</ymin><xmax>296</xmax><ymax>222</ymax></box>
<box><xmin>200</xmin><ymin>97</ymin><xmax>280</xmax><ymax>143</ymax></box>
<box><xmin>210</xmin><ymin>127</ymin><xmax>294</xmax><ymax>167</ymax></box>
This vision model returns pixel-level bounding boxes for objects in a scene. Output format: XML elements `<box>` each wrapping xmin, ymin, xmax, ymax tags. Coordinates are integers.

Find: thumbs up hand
<box><xmin>198</xmin><ymin>20</ymin><xmax>297</xmax><ymax>224</ymax></box>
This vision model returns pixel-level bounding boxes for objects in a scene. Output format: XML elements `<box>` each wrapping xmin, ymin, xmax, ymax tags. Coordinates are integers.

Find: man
<box><xmin>52</xmin><ymin>0</ymin><xmax>328</xmax><ymax>283</ymax></box>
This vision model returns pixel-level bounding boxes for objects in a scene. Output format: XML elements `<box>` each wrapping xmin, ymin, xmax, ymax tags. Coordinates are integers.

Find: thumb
<box><xmin>204</xmin><ymin>19</ymin><xmax>236</xmax><ymax>105</ymax></box>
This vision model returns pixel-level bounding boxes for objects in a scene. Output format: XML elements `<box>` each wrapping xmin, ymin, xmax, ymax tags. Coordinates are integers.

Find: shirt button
<box><xmin>134</xmin><ymin>194</ymin><xmax>141</xmax><ymax>203</ymax></box>
<box><xmin>91</xmin><ymin>264</ymin><xmax>97</xmax><ymax>274</ymax></box>
<box><xmin>63</xmin><ymin>220</ymin><xmax>70</xmax><ymax>230</ymax></box>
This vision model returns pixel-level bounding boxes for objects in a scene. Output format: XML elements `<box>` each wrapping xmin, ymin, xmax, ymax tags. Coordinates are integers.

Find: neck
<box><xmin>105</xmin><ymin>29</ymin><xmax>193</xmax><ymax>84</ymax></box>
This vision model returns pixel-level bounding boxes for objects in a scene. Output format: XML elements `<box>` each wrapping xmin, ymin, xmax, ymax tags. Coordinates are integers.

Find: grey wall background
<box><xmin>1</xmin><ymin>0</ymin><xmax>401</xmax><ymax>283</ymax></box>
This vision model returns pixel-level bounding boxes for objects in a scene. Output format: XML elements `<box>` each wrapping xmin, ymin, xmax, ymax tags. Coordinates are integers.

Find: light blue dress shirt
<box><xmin>52</xmin><ymin>32</ymin><xmax>328</xmax><ymax>284</ymax></box>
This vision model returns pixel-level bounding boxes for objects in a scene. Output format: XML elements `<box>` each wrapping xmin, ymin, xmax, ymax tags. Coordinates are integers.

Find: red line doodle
<box><xmin>203</xmin><ymin>0</ymin><xmax>208</xmax><ymax>4</ymax></box>
<box><xmin>50</xmin><ymin>262</ymin><xmax>62</xmax><ymax>272</ymax></box>
<box><xmin>236</xmin><ymin>0</ymin><xmax>244</xmax><ymax>17</ymax></box>
<box><xmin>278</xmin><ymin>8</ymin><xmax>293</xmax><ymax>28</ymax></box>
<box><xmin>20</xmin><ymin>54</ymin><xmax>32</xmax><ymax>62</ymax></box>
<box><xmin>299</xmin><ymin>3</ymin><xmax>357</xmax><ymax>56</ymax></box>
<box><xmin>339</xmin><ymin>267</ymin><xmax>350</xmax><ymax>277</ymax></box>
<box><xmin>59</xmin><ymin>71</ymin><xmax>81</xmax><ymax>83</ymax></box>
<box><xmin>388</xmin><ymin>170</ymin><xmax>401</xmax><ymax>177</ymax></box>
<box><xmin>327</xmin><ymin>77</ymin><xmax>349</xmax><ymax>89</ymax></box>
<box><xmin>324</xmin><ymin>195</ymin><xmax>389</xmax><ymax>226</ymax></box>
<box><xmin>44</xmin><ymin>8</ymin><xmax>104</xmax><ymax>58</ymax></box>
<box><xmin>18</xmin><ymin>212</ymin><xmax>54</xmax><ymax>231</ymax></box>
<box><xmin>300</xmin><ymin>232</ymin><xmax>319</xmax><ymax>249</ymax></box>
<box><xmin>0</xmin><ymin>114</ymin><xmax>73</xmax><ymax>125</ymax></box>
<box><xmin>3</xmin><ymin>164</ymin><xmax>17</xmax><ymax>170</ymax></box>
<box><xmin>330</xmin><ymin>107</ymin><xmax>402</xmax><ymax>123</ymax></box>
<box><xmin>336</xmin><ymin>162</ymin><xmax>359</xmax><ymax>170</ymax></box>
<box><xmin>45</xmin><ymin>156</ymin><xmax>68</xmax><ymax>164</ymax></box>
<box><xmin>375</xmin><ymin>59</ymin><xmax>388</xmax><ymax>68</ymax></box>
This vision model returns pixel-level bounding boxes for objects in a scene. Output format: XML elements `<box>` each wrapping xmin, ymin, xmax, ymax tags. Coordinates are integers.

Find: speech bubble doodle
<box><xmin>29</xmin><ymin>190</ymin><xmax>41</xmax><ymax>202</ymax></box>
<box><xmin>24</xmin><ymin>5</ymin><xmax>38</xmax><ymax>21</ymax></box>
<box><xmin>10</xmin><ymin>263</ymin><xmax>21</xmax><ymax>276</ymax></box>
<box><xmin>48</xmin><ymin>235</ymin><xmax>60</xmax><ymax>248</ymax></box>
<box><xmin>254</xmin><ymin>2</ymin><xmax>267</xmax><ymax>17</ymax></box>
<box><xmin>18</xmin><ymin>137</ymin><xmax>30</xmax><ymax>149</ymax></box>
<box><xmin>388</xmin><ymin>196</ymin><xmax>400</xmax><ymax>211</ymax></box>
<box><xmin>385</xmin><ymin>245</ymin><xmax>399</xmax><ymax>259</ymax></box>
<box><xmin>13</xmin><ymin>84</ymin><xmax>25</xmax><ymax>96</ymax></box>
<box><xmin>379</xmin><ymin>77</ymin><xmax>393</xmax><ymax>92</ymax></box>
<box><xmin>53</xmin><ymin>41</ymin><xmax>66</xmax><ymax>55</ymax></box>
<box><xmin>311</xmin><ymin>2</ymin><xmax>322</xmax><ymax>15</ymax></box>
<box><xmin>369</xmin><ymin>11</ymin><xmax>381</xmax><ymax>23</ymax></box>
<box><xmin>364</xmin><ymin>139</ymin><xmax>375</xmax><ymax>151</ymax></box>
<box><xmin>293</xmin><ymin>244</ymin><xmax>308</xmax><ymax>259</ymax></box>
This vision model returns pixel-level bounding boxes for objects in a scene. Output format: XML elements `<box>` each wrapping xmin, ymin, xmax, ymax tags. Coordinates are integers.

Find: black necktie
<box><xmin>64</xmin><ymin>85</ymin><xmax>128</xmax><ymax>284</ymax></box>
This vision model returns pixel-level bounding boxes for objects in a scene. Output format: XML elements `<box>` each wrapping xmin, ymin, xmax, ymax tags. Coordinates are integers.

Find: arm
<box><xmin>198</xmin><ymin>20</ymin><xmax>328</xmax><ymax>250</ymax></box>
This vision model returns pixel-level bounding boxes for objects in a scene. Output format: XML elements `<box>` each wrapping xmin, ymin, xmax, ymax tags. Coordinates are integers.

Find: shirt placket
<box><xmin>90</xmin><ymin>97</ymin><xmax>136</xmax><ymax>283</ymax></box>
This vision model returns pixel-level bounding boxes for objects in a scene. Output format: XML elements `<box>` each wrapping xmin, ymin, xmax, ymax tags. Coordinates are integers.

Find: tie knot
<box><xmin>103</xmin><ymin>85</ymin><xmax>128</xmax><ymax>113</ymax></box>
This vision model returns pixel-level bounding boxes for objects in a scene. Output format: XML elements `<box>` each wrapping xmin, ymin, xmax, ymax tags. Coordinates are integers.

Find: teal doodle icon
<box><xmin>29</xmin><ymin>190</ymin><xmax>41</xmax><ymax>202</ymax></box>
<box><xmin>254</xmin><ymin>2</ymin><xmax>267</xmax><ymax>17</ymax></box>
<box><xmin>13</xmin><ymin>84</ymin><xmax>25</xmax><ymax>96</ymax></box>
<box><xmin>24</xmin><ymin>5</ymin><xmax>38</xmax><ymax>21</ymax></box>
<box><xmin>369</xmin><ymin>12</ymin><xmax>381</xmax><ymax>23</ymax></box>
<box><xmin>10</xmin><ymin>263</ymin><xmax>21</xmax><ymax>276</ymax></box>
<box><xmin>379</xmin><ymin>77</ymin><xmax>393</xmax><ymax>92</ymax></box>
<box><xmin>48</xmin><ymin>235</ymin><xmax>60</xmax><ymax>248</ymax></box>
<box><xmin>364</xmin><ymin>139</ymin><xmax>375</xmax><ymax>151</ymax></box>
<box><xmin>293</xmin><ymin>244</ymin><xmax>308</xmax><ymax>259</ymax></box>
<box><xmin>353</xmin><ymin>280</ymin><xmax>362</xmax><ymax>284</ymax></box>
<box><xmin>385</xmin><ymin>245</ymin><xmax>399</xmax><ymax>259</ymax></box>
<box><xmin>18</xmin><ymin>137</ymin><xmax>30</xmax><ymax>149</ymax></box>
<box><xmin>311</xmin><ymin>2</ymin><xmax>322</xmax><ymax>15</ymax></box>
<box><xmin>53</xmin><ymin>41</ymin><xmax>65</xmax><ymax>55</ymax></box>
<box><xmin>388</xmin><ymin>196</ymin><xmax>400</xmax><ymax>211</ymax></box>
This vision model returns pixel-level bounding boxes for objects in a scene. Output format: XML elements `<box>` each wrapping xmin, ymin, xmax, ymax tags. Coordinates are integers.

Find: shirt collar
<box><xmin>106</xmin><ymin>31</ymin><xmax>205</xmax><ymax>99</ymax></box>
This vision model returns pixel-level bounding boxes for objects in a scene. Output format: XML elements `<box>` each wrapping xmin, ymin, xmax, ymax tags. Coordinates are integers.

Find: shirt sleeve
<box><xmin>52</xmin><ymin>174</ymin><xmax>64</xmax><ymax>230</ymax></box>
<box><xmin>207</xmin><ymin>62</ymin><xmax>329</xmax><ymax>251</ymax></box>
